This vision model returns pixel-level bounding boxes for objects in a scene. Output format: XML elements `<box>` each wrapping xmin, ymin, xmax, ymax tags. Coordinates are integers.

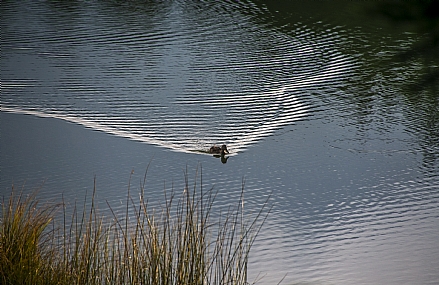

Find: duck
<box><xmin>209</xmin><ymin>144</ymin><xmax>229</xmax><ymax>156</ymax></box>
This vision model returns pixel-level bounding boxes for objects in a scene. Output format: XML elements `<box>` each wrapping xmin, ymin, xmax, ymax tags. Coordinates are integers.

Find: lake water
<box><xmin>1</xmin><ymin>1</ymin><xmax>438</xmax><ymax>284</ymax></box>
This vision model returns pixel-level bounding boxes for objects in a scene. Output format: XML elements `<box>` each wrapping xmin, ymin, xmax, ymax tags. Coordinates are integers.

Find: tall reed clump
<box><xmin>0</xmin><ymin>168</ymin><xmax>271</xmax><ymax>285</ymax></box>
<box><xmin>0</xmin><ymin>190</ymin><xmax>60</xmax><ymax>285</ymax></box>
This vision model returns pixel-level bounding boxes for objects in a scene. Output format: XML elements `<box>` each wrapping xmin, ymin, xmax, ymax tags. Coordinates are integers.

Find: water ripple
<box><xmin>2</xmin><ymin>0</ymin><xmax>356</xmax><ymax>155</ymax></box>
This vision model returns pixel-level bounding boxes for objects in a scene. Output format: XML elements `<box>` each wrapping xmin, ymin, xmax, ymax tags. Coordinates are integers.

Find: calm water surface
<box><xmin>1</xmin><ymin>1</ymin><xmax>438</xmax><ymax>284</ymax></box>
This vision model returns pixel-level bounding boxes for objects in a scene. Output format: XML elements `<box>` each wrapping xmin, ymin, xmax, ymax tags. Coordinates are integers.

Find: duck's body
<box><xmin>209</xmin><ymin>144</ymin><xmax>229</xmax><ymax>156</ymax></box>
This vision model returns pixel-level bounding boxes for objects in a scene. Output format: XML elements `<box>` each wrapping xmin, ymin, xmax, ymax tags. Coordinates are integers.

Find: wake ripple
<box><xmin>1</xmin><ymin>0</ymin><xmax>357</xmax><ymax>155</ymax></box>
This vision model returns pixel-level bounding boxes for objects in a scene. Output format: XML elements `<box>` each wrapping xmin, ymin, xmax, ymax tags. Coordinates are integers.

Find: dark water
<box><xmin>1</xmin><ymin>1</ymin><xmax>438</xmax><ymax>284</ymax></box>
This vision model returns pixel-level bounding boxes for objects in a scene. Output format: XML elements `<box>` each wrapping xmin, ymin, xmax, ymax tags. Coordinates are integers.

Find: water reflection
<box><xmin>370</xmin><ymin>0</ymin><xmax>439</xmax><ymax>90</ymax></box>
<box><xmin>214</xmin><ymin>154</ymin><xmax>230</xmax><ymax>164</ymax></box>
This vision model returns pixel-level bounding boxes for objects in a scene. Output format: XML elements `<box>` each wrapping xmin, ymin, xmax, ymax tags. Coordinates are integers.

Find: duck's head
<box><xmin>221</xmin><ymin>144</ymin><xmax>229</xmax><ymax>155</ymax></box>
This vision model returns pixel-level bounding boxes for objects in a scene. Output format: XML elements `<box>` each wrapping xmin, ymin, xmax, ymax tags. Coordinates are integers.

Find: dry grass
<box><xmin>0</xmin><ymin>168</ymin><xmax>270</xmax><ymax>285</ymax></box>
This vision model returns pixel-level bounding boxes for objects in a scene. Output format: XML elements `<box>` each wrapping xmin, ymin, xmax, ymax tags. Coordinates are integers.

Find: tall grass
<box><xmin>0</xmin><ymin>190</ymin><xmax>60</xmax><ymax>284</ymax></box>
<box><xmin>0</xmin><ymin>169</ymin><xmax>270</xmax><ymax>285</ymax></box>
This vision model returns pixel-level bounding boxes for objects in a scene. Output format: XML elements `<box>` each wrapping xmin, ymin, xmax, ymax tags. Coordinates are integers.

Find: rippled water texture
<box><xmin>1</xmin><ymin>0</ymin><xmax>358</xmax><ymax>153</ymax></box>
<box><xmin>2</xmin><ymin>1</ymin><xmax>438</xmax><ymax>285</ymax></box>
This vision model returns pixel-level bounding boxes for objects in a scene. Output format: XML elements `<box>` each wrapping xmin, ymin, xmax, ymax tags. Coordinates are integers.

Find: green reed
<box><xmin>0</xmin><ymin>168</ymin><xmax>270</xmax><ymax>285</ymax></box>
<box><xmin>0</xmin><ymin>189</ymin><xmax>60</xmax><ymax>285</ymax></box>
